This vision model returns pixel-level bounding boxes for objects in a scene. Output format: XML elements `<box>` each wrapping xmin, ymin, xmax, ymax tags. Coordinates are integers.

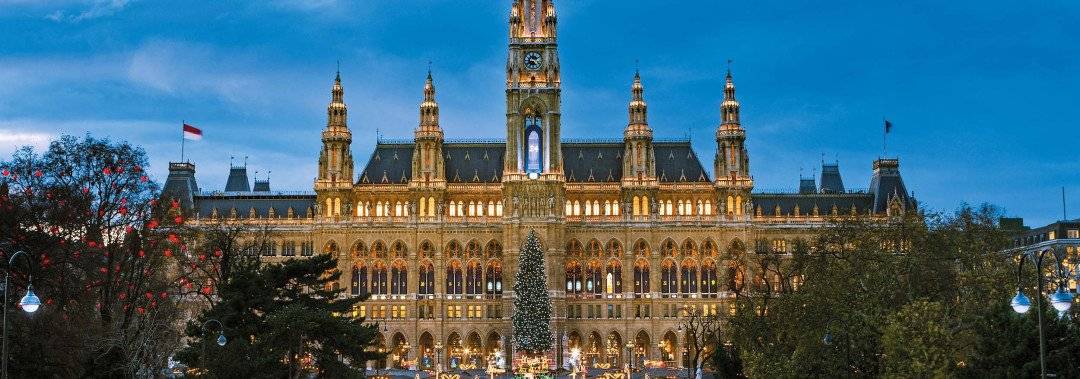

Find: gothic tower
<box><xmin>504</xmin><ymin>0</ymin><xmax>562</xmax><ymax>180</ymax></box>
<box><xmin>714</xmin><ymin>69</ymin><xmax>753</xmax><ymax>219</ymax></box>
<box><xmin>622</xmin><ymin>70</ymin><xmax>657</xmax><ymax>184</ymax></box>
<box><xmin>315</xmin><ymin>70</ymin><xmax>354</xmax><ymax>217</ymax></box>
<box><xmin>410</xmin><ymin>70</ymin><xmax>446</xmax><ymax>218</ymax></box>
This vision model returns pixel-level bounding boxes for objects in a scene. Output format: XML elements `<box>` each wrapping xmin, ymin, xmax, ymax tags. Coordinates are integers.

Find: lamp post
<box><xmin>199</xmin><ymin>319</ymin><xmax>227</xmax><ymax>374</ymax></box>
<box><xmin>434</xmin><ymin>342</ymin><xmax>443</xmax><ymax>377</ymax></box>
<box><xmin>1010</xmin><ymin>246</ymin><xmax>1075</xmax><ymax>379</ymax></box>
<box><xmin>2</xmin><ymin>251</ymin><xmax>41</xmax><ymax>379</ymax></box>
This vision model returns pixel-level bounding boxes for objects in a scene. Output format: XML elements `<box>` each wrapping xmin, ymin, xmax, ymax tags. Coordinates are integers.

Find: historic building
<box><xmin>164</xmin><ymin>0</ymin><xmax>915</xmax><ymax>372</ymax></box>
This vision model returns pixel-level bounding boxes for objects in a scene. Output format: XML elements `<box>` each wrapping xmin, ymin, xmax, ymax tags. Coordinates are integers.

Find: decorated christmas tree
<box><xmin>512</xmin><ymin>230</ymin><xmax>554</xmax><ymax>356</ymax></box>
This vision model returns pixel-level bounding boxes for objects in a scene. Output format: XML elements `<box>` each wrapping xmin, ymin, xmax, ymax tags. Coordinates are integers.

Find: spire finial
<box><xmin>335</xmin><ymin>60</ymin><xmax>341</xmax><ymax>81</ymax></box>
<box><xmin>726</xmin><ymin>59</ymin><xmax>733</xmax><ymax>76</ymax></box>
<box><xmin>427</xmin><ymin>60</ymin><xmax>432</xmax><ymax>77</ymax></box>
<box><xmin>635</xmin><ymin>59</ymin><xmax>640</xmax><ymax>77</ymax></box>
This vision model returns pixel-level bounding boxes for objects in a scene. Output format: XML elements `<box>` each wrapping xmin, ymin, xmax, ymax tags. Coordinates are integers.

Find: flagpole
<box><xmin>181</xmin><ymin>120</ymin><xmax>186</xmax><ymax>163</ymax></box>
<box><xmin>882</xmin><ymin>117</ymin><xmax>887</xmax><ymax>157</ymax></box>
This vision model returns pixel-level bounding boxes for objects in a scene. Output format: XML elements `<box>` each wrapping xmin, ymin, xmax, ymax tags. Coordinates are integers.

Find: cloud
<box><xmin>43</xmin><ymin>0</ymin><xmax>130</xmax><ymax>23</ymax></box>
<box><xmin>0</xmin><ymin>128</ymin><xmax>52</xmax><ymax>157</ymax></box>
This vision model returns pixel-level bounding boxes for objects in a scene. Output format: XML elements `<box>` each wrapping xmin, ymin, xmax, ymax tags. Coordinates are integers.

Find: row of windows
<box><xmin>357</xmin><ymin>201</ymin><xmax>410</xmax><ymax>217</ymax></box>
<box><xmin>565</xmin><ymin>200</ymin><xmax>621</xmax><ymax>216</ymax></box>
<box><xmin>350</xmin><ymin>260</ymin><xmax>504</xmax><ymax>297</ymax></box>
<box><xmin>656</xmin><ymin>199</ymin><xmax>714</xmax><ymax>216</ymax></box>
<box><xmin>353</xmin><ymin>303</ymin><xmax>722</xmax><ymax>321</ymax></box>
<box><xmin>447</xmin><ymin>200</ymin><xmax>505</xmax><ymax>217</ymax></box>
<box><xmin>254</xmin><ymin>241</ymin><xmax>314</xmax><ymax>257</ymax></box>
<box><xmin>565</xmin><ymin>259</ymin><xmax>725</xmax><ymax>297</ymax></box>
<box><xmin>341</xmin><ymin>240</ymin><xmax>503</xmax><ymax>260</ymax></box>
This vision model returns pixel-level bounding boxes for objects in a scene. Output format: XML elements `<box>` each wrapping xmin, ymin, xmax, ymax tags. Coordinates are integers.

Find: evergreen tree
<box><xmin>512</xmin><ymin>230</ymin><xmax>553</xmax><ymax>355</ymax></box>
<box><xmin>176</xmin><ymin>253</ymin><xmax>383</xmax><ymax>378</ymax></box>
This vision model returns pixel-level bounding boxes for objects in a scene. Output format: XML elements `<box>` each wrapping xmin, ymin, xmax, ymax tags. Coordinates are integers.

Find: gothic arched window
<box><xmin>524</xmin><ymin>115</ymin><xmax>543</xmax><ymax>177</ymax></box>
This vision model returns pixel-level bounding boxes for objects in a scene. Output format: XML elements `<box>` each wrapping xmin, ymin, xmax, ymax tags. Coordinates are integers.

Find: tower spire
<box><xmin>626</xmin><ymin>70</ymin><xmax>649</xmax><ymax>132</ymax></box>
<box><xmin>720</xmin><ymin>66</ymin><xmax>740</xmax><ymax>130</ymax></box>
<box><xmin>316</xmin><ymin>69</ymin><xmax>353</xmax><ymax>191</ymax></box>
<box><xmin>419</xmin><ymin>69</ymin><xmax>440</xmax><ymax>131</ymax></box>
<box><xmin>623</xmin><ymin>70</ymin><xmax>656</xmax><ymax>184</ymax></box>
<box><xmin>412</xmin><ymin>69</ymin><xmax>445</xmax><ymax>187</ymax></box>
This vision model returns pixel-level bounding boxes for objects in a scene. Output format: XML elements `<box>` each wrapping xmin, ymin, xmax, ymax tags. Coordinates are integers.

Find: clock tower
<box><xmin>505</xmin><ymin>0</ymin><xmax>561</xmax><ymax>180</ymax></box>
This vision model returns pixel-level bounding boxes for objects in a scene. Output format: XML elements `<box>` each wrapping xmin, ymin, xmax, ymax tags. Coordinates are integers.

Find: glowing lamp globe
<box><xmin>1050</xmin><ymin>287</ymin><xmax>1073</xmax><ymax>313</ymax></box>
<box><xmin>1011</xmin><ymin>291</ymin><xmax>1032</xmax><ymax>314</ymax></box>
<box><xmin>217</xmin><ymin>333</ymin><xmax>227</xmax><ymax>346</ymax></box>
<box><xmin>18</xmin><ymin>286</ymin><xmax>41</xmax><ymax>314</ymax></box>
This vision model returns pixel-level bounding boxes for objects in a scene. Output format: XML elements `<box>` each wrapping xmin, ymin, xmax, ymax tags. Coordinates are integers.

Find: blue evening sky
<box><xmin>1</xmin><ymin>1</ymin><xmax>1077</xmax><ymax>226</ymax></box>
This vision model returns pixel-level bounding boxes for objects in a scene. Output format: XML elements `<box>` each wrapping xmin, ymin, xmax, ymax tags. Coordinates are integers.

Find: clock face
<box><xmin>523</xmin><ymin>51</ymin><xmax>543</xmax><ymax>70</ymax></box>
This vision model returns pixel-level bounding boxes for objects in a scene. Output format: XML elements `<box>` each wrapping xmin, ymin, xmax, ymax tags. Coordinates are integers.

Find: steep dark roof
<box><xmin>163</xmin><ymin>162</ymin><xmax>199</xmax><ymax>210</ymax></box>
<box><xmin>869</xmin><ymin>159</ymin><xmax>914</xmax><ymax>213</ymax></box>
<box><xmin>357</xmin><ymin>139</ymin><xmax>711</xmax><ymax>184</ymax></box>
<box><xmin>563</xmin><ymin>141</ymin><xmax>622</xmax><ymax>182</ymax></box>
<box><xmin>752</xmin><ymin>193</ymin><xmax>874</xmax><ymax>216</ymax></box>
<box><xmin>194</xmin><ymin>193</ymin><xmax>316</xmax><ymax>219</ymax></box>
<box><xmin>652</xmin><ymin>141</ymin><xmax>711</xmax><ymax>183</ymax></box>
<box><xmin>445</xmin><ymin>143</ymin><xmax>504</xmax><ymax>183</ymax></box>
<box><xmin>819</xmin><ymin>162</ymin><xmax>845</xmax><ymax>193</ymax></box>
<box><xmin>358</xmin><ymin>143</ymin><xmax>413</xmax><ymax>184</ymax></box>
<box><xmin>224</xmin><ymin>166</ymin><xmax>251</xmax><ymax>192</ymax></box>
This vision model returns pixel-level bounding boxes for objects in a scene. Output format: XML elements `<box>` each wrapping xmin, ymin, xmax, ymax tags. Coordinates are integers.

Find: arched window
<box><xmin>661</xmin><ymin>240</ymin><xmax>678</xmax><ymax>257</ymax></box>
<box><xmin>524</xmin><ymin>114</ymin><xmax>543</xmax><ymax>177</ymax></box>
<box><xmin>605</xmin><ymin>260</ymin><xmax>622</xmax><ymax>294</ymax></box>
<box><xmin>680</xmin><ymin>259</ymin><xmax>698</xmax><ymax>295</ymax></box>
<box><xmin>390</xmin><ymin>260</ymin><xmax>408</xmax><ymax>295</ymax></box>
<box><xmin>701</xmin><ymin>259</ymin><xmax>718</xmax><ymax>296</ymax></box>
<box><xmin>393</xmin><ymin>241</ymin><xmax>408</xmax><ymax>258</ymax></box>
<box><xmin>371</xmin><ymin>262</ymin><xmax>388</xmax><ymax>295</ymax></box>
<box><xmin>446</xmin><ymin>260</ymin><xmax>463</xmax><ymax>295</ymax></box>
<box><xmin>420</xmin><ymin>241</ymin><xmax>436</xmax><ymax>258</ymax></box>
<box><xmin>586</xmin><ymin>240</ymin><xmax>603</xmax><ymax>256</ymax></box>
<box><xmin>607</xmin><ymin>239</ymin><xmax>623</xmax><ymax>257</ymax></box>
<box><xmin>567</xmin><ymin>240</ymin><xmax>584</xmax><ymax>257</ymax></box>
<box><xmin>466</xmin><ymin>260</ymin><xmax>483</xmax><ymax>295</ymax></box>
<box><xmin>586</xmin><ymin>260</ymin><xmax>603</xmax><ymax>295</ymax></box>
<box><xmin>660</xmin><ymin>259</ymin><xmax>677</xmax><ymax>297</ymax></box>
<box><xmin>682</xmin><ymin>240</ymin><xmax>697</xmax><ymax>256</ymax></box>
<box><xmin>418</xmin><ymin>261</ymin><xmax>434</xmax><ymax>295</ymax></box>
<box><xmin>565</xmin><ymin>260</ymin><xmax>583</xmax><ymax>295</ymax></box>
<box><xmin>634</xmin><ymin>240</ymin><xmax>649</xmax><ymax>257</ymax></box>
<box><xmin>486</xmin><ymin>261</ymin><xmax>503</xmax><ymax>296</ymax></box>
<box><xmin>634</xmin><ymin>259</ymin><xmax>650</xmax><ymax>297</ymax></box>
<box><xmin>351</xmin><ymin>264</ymin><xmax>368</xmax><ymax>296</ymax></box>
<box><xmin>485</xmin><ymin>240</ymin><xmax>503</xmax><ymax>257</ymax></box>
<box><xmin>446</xmin><ymin>241</ymin><xmax>462</xmax><ymax>258</ymax></box>
<box><xmin>466</xmin><ymin>240</ymin><xmax>483</xmax><ymax>258</ymax></box>
<box><xmin>371</xmin><ymin>241</ymin><xmax>388</xmax><ymax>259</ymax></box>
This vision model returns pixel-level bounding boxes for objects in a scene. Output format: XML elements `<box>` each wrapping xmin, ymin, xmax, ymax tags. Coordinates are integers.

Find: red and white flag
<box><xmin>183</xmin><ymin>123</ymin><xmax>203</xmax><ymax>141</ymax></box>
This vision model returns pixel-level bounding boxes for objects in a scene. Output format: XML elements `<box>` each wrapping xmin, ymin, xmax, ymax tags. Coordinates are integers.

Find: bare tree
<box><xmin>678</xmin><ymin>305</ymin><xmax>723</xmax><ymax>379</ymax></box>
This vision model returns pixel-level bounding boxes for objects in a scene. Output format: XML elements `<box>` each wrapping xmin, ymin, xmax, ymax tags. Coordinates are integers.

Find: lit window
<box><xmin>1069</xmin><ymin>229</ymin><xmax>1079</xmax><ymax>239</ymax></box>
<box><xmin>524</xmin><ymin>115</ymin><xmax>542</xmax><ymax>176</ymax></box>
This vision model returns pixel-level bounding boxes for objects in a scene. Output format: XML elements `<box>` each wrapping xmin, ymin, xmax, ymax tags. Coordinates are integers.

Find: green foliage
<box><xmin>881</xmin><ymin>299</ymin><xmax>954</xmax><ymax>378</ymax></box>
<box><xmin>512</xmin><ymin>230</ymin><xmax>553</xmax><ymax>354</ymax></box>
<box><xmin>176</xmin><ymin>253</ymin><xmax>382</xmax><ymax>377</ymax></box>
<box><xmin>726</xmin><ymin>205</ymin><xmax>1030</xmax><ymax>377</ymax></box>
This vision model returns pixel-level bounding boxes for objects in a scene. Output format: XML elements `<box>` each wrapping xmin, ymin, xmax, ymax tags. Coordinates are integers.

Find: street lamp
<box><xmin>1010</xmin><ymin>246</ymin><xmax>1075</xmax><ymax>379</ymax></box>
<box><xmin>1011</xmin><ymin>291</ymin><xmax>1032</xmax><ymax>314</ymax></box>
<box><xmin>199</xmin><ymin>319</ymin><xmax>226</xmax><ymax>374</ymax></box>
<box><xmin>2</xmin><ymin>251</ymin><xmax>41</xmax><ymax>379</ymax></box>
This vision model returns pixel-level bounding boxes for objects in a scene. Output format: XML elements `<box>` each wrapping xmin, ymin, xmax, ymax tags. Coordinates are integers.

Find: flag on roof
<box><xmin>183</xmin><ymin>123</ymin><xmax>203</xmax><ymax>141</ymax></box>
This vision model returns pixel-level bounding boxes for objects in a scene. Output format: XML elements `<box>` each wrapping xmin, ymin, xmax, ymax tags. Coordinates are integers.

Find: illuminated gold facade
<box><xmin>165</xmin><ymin>0</ymin><xmax>915</xmax><ymax>371</ymax></box>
